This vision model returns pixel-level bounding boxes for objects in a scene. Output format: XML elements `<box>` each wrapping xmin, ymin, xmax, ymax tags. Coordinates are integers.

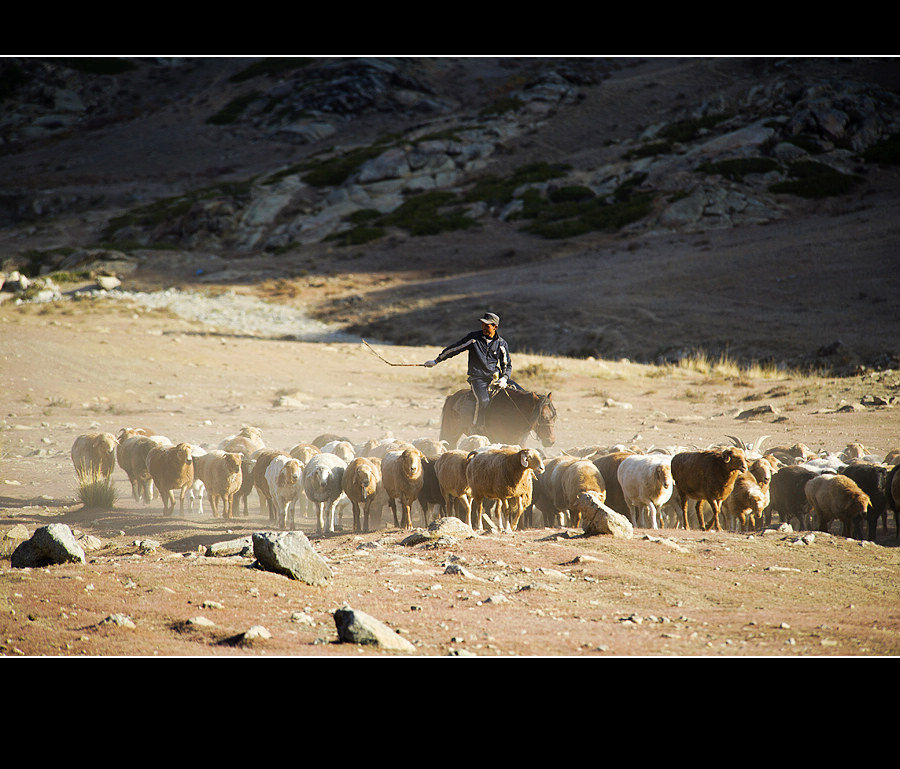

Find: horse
<box><xmin>440</xmin><ymin>387</ymin><xmax>557</xmax><ymax>448</ymax></box>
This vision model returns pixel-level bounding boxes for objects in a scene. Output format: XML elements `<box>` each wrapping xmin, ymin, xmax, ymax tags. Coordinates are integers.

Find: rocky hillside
<box><xmin>2</xmin><ymin>56</ymin><xmax>900</xmax><ymax>371</ymax></box>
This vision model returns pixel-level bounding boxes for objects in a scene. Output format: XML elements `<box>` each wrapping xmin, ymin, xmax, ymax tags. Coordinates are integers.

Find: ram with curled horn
<box><xmin>726</xmin><ymin>435</ymin><xmax>769</xmax><ymax>459</ymax></box>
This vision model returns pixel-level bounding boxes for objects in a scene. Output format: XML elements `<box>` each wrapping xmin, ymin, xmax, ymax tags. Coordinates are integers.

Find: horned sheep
<box><xmin>466</xmin><ymin>446</ymin><xmax>544</xmax><ymax>532</ymax></box>
<box><xmin>805</xmin><ymin>473</ymin><xmax>871</xmax><ymax>538</ymax></box>
<box><xmin>671</xmin><ymin>447</ymin><xmax>748</xmax><ymax>531</ymax></box>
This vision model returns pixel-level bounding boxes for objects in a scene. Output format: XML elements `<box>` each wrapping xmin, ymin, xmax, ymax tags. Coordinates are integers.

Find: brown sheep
<box><xmin>434</xmin><ymin>450</ymin><xmax>473</xmax><ymax>526</ymax></box>
<box><xmin>382</xmin><ymin>447</ymin><xmax>426</xmax><ymax>529</ymax></box>
<box><xmin>117</xmin><ymin>431</ymin><xmax>172</xmax><ymax>503</ymax></box>
<box><xmin>805</xmin><ymin>474</ymin><xmax>871</xmax><ymax>538</ymax></box>
<box><xmin>342</xmin><ymin>456</ymin><xmax>383</xmax><ymax>533</ymax></box>
<box><xmin>71</xmin><ymin>432</ymin><xmax>118</xmax><ymax>481</ymax></box>
<box><xmin>466</xmin><ymin>446</ymin><xmax>545</xmax><ymax>532</ymax></box>
<box><xmin>592</xmin><ymin>451</ymin><xmax>636</xmax><ymax>520</ymax></box>
<box><xmin>554</xmin><ymin>459</ymin><xmax>606</xmax><ymax>529</ymax></box>
<box><xmin>765</xmin><ymin>465</ymin><xmax>819</xmax><ymax>529</ymax></box>
<box><xmin>193</xmin><ymin>450</ymin><xmax>243</xmax><ymax>519</ymax></box>
<box><xmin>887</xmin><ymin>464</ymin><xmax>900</xmax><ymax>539</ymax></box>
<box><xmin>221</xmin><ymin>426</ymin><xmax>265</xmax><ymax>457</ymax></box>
<box><xmin>671</xmin><ymin>447</ymin><xmax>748</xmax><ymax>531</ymax></box>
<box><xmin>146</xmin><ymin>442</ymin><xmax>195</xmax><ymax>516</ymax></box>
<box><xmin>722</xmin><ymin>471</ymin><xmax>768</xmax><ymax>531</ymax></box>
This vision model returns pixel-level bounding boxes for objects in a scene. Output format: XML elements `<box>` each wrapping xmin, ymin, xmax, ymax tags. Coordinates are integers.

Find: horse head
<box><xmin>533</xmin><ymin>392</ymin><xmax>557</xmax><ymax>447</ymax></box>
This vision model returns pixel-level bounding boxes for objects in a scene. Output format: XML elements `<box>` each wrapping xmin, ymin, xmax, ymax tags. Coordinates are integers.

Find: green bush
<box><xmin>76</xmin><ymin>471</ymin><xmax>117</xmax><ymax>511</ymax></box>
<box><xmin>769</xmin><ymin>161</ymin><xmax>862</xmax><ymax>198</ymax></box>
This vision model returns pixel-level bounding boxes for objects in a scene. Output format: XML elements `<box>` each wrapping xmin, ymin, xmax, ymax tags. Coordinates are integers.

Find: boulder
<box><xmin>582</xmin><ymin>501</ymin><xmax>634</xmax><ymax>538</ymax></box>
<box><xmin>11</xmin><ymin>523</ymin><xmax>86</xmax><ymax>568</ymax></box>
<box><xmin>333</xmin><ymin>605</ymin><xmax>416</xmax><ymax>652</ymax></box>
<box><xmin>251</xmin><ymin>531</ymin><xmax>333</xmax><ymax>585</ymax></box>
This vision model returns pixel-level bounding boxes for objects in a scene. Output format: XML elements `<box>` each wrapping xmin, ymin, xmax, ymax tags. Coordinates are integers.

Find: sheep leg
<box><xmin>327</xmin><ymin>500</ymin><xmax>338</xmax><ymax>533</ymax></box>
<box><xmin>351</xmin><ymin>501</ymin><xmax>362</xmax><ymax>532</ymax></box>
<box><xmin>706</xmin><ymin>501</ymin><xmax>723</xmax><ymax>531</ymax></box>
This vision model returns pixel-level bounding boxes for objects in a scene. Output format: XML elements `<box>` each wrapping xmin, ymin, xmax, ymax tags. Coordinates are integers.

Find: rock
<box><xmin>205</xmin><ymin>536</ymin><xmax>253</xmax><ymax>557</ymax></box>
<box><xmin>99</xmin><ymin>613</ymin><xmax>136</xmax><ymax>629</ymax></box>
<box><xmin>737</xmin><ymin>404</ymin><xmax>780</xmax><ymax>420</ymax></box>
<box><xmin>95</xmin><ymin>274</ymin><xmax>121</xmax><ymax>291</ymax></box>
<box><xmin>11</xmin><ymin>523</ymin><xmax>86</xmax><ymax>568</ymax></box>
<box><xmin>252</xmin><ymin>531</ymin><xmax>333</xmax><ymax>585</ymax></box>
<box><xmin>582</xmin><ymin>502</ymin><xmax>634</xmax><ymax>538</ymax></box>
<box><xmin>333</xmin><ymin>605</ymin><xmax>416</xmax><ymax>652</ymax></box>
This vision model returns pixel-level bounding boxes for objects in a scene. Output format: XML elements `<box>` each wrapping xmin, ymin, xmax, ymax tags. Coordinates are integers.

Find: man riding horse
<box><xmin>424</xmin><ymin>312</ymin><xmax>523</xmax><ymax>429</ymax></box>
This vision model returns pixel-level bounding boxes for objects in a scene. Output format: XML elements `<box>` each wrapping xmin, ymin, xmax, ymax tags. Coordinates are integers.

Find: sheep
<box><xmin>466</xmin><ymin>446</ymin><xmax>545</xmax><ymax>533</ymax></box>
<box><xmin>117</xmin><ymin>431</ymin><xmax>172</xmax><ymax>503</ymax></box>
<box><xmin>592</xmin><ymin>450</ymin><xmax>636</xmax><ymax>521</ymax></box>
<box><xmin>455</xmin><ymin>434</ymin><xmax>491</xmax><ymax>452</ymax></box>
<box><xmin>417</xmin><ymin>455</ymin><xmax>447</xmax><ymax>525</ymax></box>
<box><xmin>381</xmin><ymin>447</ymin><xmax>426</xmax><ymax>529</ymax></box>
<box><xmin>252</xmin><ymin>448</ymin><xmax>287</xmax><ymax>521</ymax></box>
<box><xmin>886</xmin><ymin>464</ymin><xmax>900</xmax><ymax>539</ymax></box>
<box><xmin>193</xmin><ymin>449</ymin><xmax>243</xmax><ymax>519</ymax></box>
<box><xmin>840</xmin><ymin>463</ymin><xmax>889</xmax><ymax>541</ymax></box>
<box><xmin>303</xmin><ymin>452</ymin><xmax>347</xmax><ymax>534</ymax></box>
<box><xmin>805</xmin><ymin>473</ymin><xmax>871</xmax><ymax>538</ymax></box>
<box><xmin>146</xmin><ymin>442</ymin><xmax>195</xmax><ymax>517</ymax></box>
<box><xmin>234</xmin><ymin>457</ymin><xmax>256</xmax><ymax>517</ymax></box>
<box><xmin>764</xmin><ymin>443</ymin><xmax>815</xmax><ymax>466</ymax></box>
<box><xmin>555</xmin><ymin>458</ymin><xmax>607</xmax><ymax>529</ymax></box>
<box><xmin>289</xmin><ymin>443</ymin><xmax>320</xmax><ymax>520</ymax></box>
<box><xmin>220</xmin><ymin>426</ymin><xmax>265</xmax><ymax>457</ymax></box>
<box><xmin>320</xmin><ymin>439</ymin><xmax>356</xmax><ymax>463</ymax></box>
<box><xmin>71</xmin><ymin>432</ymin><xmax>118</xmax><ymax>481</ymax></box>
<box><xmin>765</xmin><ymin>464</ymin><xmax>819</xmax><ymax>529</ymax></box>
<box><xmin>883</xmin><ymin>447</ymin><xmax>900</xmax><ymax>466</ymax></box>
<box><xmin>265</xmin><ymin>454</ymin><xmax>305</xmax><ymax>529</ymax></box>
<box><xmin>617</xmin><ymin>454</ymin><xmax>673</xmax><ymax>530</ymax></box>
<box><xmin>722</xmin><ymin>471</ymin><xmax>768</xmax><ymax>531</ymax></box>
<box><xmin>532</xmin><ymin>455</ymin><xmax>576</xmax><ymax>527</ymax></box>
<box><xmin>341</xmin><ymin>456</ymin><xmax>383</xmax><ymax>532</ymax></box>
<box><xmin>670</xmin><ymin>447</ymin><xmax>748</xmax><ymax>531</ymax></box>
<box><xmin>187</xmin><ymin>445</ymin><xmax>208</xmax><ymax>515</ymax></box>
<box><xmin>434</xmin><ymin>449</ymin><xmax>474</xmax><ymax>526</ymax></box>
<box><xmin>412</xmin><ymin>437</ymin><xmax>449</xmax><ymax>457</ymax></box>
<box><xmin>312</xmin><ymin>433</ymin><xmax>351</xmax><ymax>448</ymax></box>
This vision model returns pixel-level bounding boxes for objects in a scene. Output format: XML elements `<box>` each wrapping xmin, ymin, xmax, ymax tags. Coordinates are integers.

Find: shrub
<box><xmin>769</xmin><ymin>160</ymin><xmax>862</xmax><ymax>198</ymax></box>
<box><xmin>76</xmin><ymin>471</ymin><xmax>118</xmax><ymax>511</ymax></box>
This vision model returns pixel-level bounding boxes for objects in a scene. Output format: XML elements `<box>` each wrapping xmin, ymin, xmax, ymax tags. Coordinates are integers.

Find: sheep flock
<box><xmin>71</xmin><ymin>425</ymin><xmax>900</xmax><ymax>542</ymax></box>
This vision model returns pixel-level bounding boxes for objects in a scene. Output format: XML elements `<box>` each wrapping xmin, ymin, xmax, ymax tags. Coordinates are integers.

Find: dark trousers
<box><xmin>469</xmin><ymin>378</ymin><xmax>492</xmax><ymax>426</ymax></box>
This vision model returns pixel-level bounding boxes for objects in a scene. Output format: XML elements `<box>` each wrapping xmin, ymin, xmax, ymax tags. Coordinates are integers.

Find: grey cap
<box><xmin>479</xmin><ymin>312</ymin><xmax>500</xmax><ymax>326</ymax></box>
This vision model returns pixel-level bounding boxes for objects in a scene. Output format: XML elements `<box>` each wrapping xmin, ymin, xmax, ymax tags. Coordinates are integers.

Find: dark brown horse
<box><xmin>440</xmin><ymin>387</ymin><xmax>557</xmax><ymax>448</ymax></box>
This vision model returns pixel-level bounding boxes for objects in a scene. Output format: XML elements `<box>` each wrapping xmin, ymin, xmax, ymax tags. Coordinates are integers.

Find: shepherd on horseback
<box><xmin>424</xmin><ymin>311</ymin><xmax>522</xmax><ymax>429</ymax></box>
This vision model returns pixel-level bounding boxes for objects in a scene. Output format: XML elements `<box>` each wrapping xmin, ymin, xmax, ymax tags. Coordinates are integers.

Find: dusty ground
<box><xmin>1</xmin><ymin>294</ymin><xmax>898</xmax><ymax>657</ymax></box>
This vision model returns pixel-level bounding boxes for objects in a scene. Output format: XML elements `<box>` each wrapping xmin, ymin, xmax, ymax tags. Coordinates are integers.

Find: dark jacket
<box><xmin>435</xmin><ymin>330</ymin><xmax>512</xmax><ymax>382</ymax></box>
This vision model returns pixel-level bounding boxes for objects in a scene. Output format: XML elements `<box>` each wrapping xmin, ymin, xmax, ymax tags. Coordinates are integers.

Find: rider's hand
<box><xmin>424</xmin><ymin>360</ymin><xmax>437</xmax><ymax>367</ymax></box>
<box><xmin>497</xmin><ymin>376</ymin><xmax>508</xmax><ymax>388</ymax></box>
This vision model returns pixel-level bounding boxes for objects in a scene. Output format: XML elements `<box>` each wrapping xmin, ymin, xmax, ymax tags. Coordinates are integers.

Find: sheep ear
<box><xmin>520</xmin><ymin>452</ymin><xmax>529</xmax><ymax>468</ymax></box>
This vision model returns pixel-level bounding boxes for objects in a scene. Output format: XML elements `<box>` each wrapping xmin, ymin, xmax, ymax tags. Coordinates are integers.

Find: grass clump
<box><xmin>301</xmin><ymin>145</ymin><xmax>388</xmax><ymax>187</ymax></box>
<box><xmin>658</xmin><ymin>112</ymin><xmax>732</xmax><ymax>143</ymax></box>
<box><xmin>381</xmin><ymin>191</ymin><xmax>475</xmax><ymax>236</ymax></box>
<box><xmin>76</xmin><ymin>471</ymin><xmax>118</xmax><ymax>511</ymax></box>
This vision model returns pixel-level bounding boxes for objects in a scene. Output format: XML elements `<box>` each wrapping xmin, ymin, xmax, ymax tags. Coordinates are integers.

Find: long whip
<box><xmin>362</xmin><ymin>339</ymin><xmax>427</xmax><ymax>367</ymax></box>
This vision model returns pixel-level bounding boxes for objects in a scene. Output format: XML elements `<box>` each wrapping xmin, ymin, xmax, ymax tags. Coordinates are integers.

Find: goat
<box><xmin>146</xmin><ymin>442</ymin><xmax>195</xmax><ymax>516</ymax></box>
<box><xmin>466</xmin><ymin>446</ymin><xmax>544</xmax><ymax>532</ymax></box>
<box><xmin>805</xmin><ymin>473</ymin><xmax>871</xmax><ymax>538</ymax></box>
<box><xmin>671</xmin><ymin>447</ymin><xmax>748</xmax><ymax>531</ymax></box>
<box><xmin>381</xmin><ymin>447</ymin><xmax>426</xmax><ymax>529</ymax></box>
<box><xmin>71</xmin><ymin>432</ymin><xmax>118</xmax><ymax>481</ymax></box>
<box><xmin>617</xmin><ymin>454</ymin><xmax>673</xmax><ymax>530</ymax></box>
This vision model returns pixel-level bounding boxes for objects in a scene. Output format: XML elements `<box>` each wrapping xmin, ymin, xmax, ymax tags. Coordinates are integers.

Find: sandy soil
<box><xmin>1</xmin><ymin>294</ymin><xmax>898</xmax><ymax>657</ymax></box>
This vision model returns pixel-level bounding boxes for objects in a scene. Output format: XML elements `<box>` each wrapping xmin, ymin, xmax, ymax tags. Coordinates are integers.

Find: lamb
<box><xmin>722</xmin><ymin>471</ymin><xmax>768</xmax><ymax>531</ymax></box>
<box><xmin>71</xmin><ymin>432</ymin><xmax>118</xmax><ymax>481</ymax></box>
<box><xmin>303</xmin><ymin>452</ymin><xmax>347</xmax><ymax>534</ymax></box>
<box><xmin>193</xmin><ymin>449</ymin><xmax>243</xmax><ymax>519</ymax></box>
<box><xmin>840</xmin><ymin>463</ymin><xmax>889</xmax><ymax>541</ymax></box>
<box><xmin>765</xmin><ymin>464</ymin><xmax>820</xmax><ymax>529</ymax></box>
<box><xmin>381</xmin><ymin>447</ymin><xmax>426</xmax><ymax>529</ymax></box>
<box><xmin>617</xmin><ymin>454</ymin><xmax>673</xmax><ymax>530</ymax></box>
<box><xmin>805</xmin><ymin>473</ymin><xmax>871</xmax><ymax>538</ymax></box>
<box><xmin>555</xmin><ymin>458</ymin><xmax>607</xmax><ymax>529</ymax></box>
<box><xmin>434</xmin><ymin>450</ymin><xmax>474</xmax><ymax>526</ymax></box>
<box><xmin>117</xmin><ymin>430</ymin><xmax>172</xmax><ymax>503</ymax></box>
<box><xmin>265</xmin><ymin>454</ymin><xmax>305</xmax><ymax>529</ymax></box>
<box><xmin>341</xmin><ymin>456</ymin><xmax>383</xmax><ymax>532</ymax></box>
<box><xmin>670</xmin><ymin>447</ymin><xmax>748</xmax><ymax>531</ymax></box>
<box><xmin>466</xmin><ymin>446</ymin><xmax>545</xmax><ymax>532</ymax></box>
<box><xmin>146</xmin><ymin>442</ymin><xmax>195</xmax><ymax>517</ymax></box>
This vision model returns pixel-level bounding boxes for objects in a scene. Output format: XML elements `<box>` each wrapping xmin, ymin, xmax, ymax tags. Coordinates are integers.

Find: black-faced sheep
<box><xmin>616</xmin><ymin>454</ymin><xmax>673</xmax><ymax>530</ymax></box>
<box><xmin>303</xmin><ymin>452</ymin><xmax>347</xmax><ymax>534</ymax></box>
<box><xmin>71</xmin><ymin>432</ymin><xmax>118</xmax><ymax>481</ymax></box>
<box><xmin>265</xmin><ymin>454</ymin><xmax>305</xmax><ymax>529</ymax></box>
<box><xmin>341</xmin><ymin>456</ymin><xmax>383</xmax><ymax>533</ymax></box>
<box><xmin>840</xmin><ymin>463</ymin><xmax>889</xmax><ymax>541</ymax></box>
<box><xmin>193</xmin><ymin>450</ymin><xmax>243</xmax><ymax>520</ymax></box>
<box><xmin>146</xmin><ymin>442</ymin><xmax>195</xmax><ymax>517</ymax></box>
<box><xmin>466</xmin><ymin>446</ymin><xmax>544</xmax><ymax>532</ymax></box>
<box><xmin>805</xmin><ymin>473</ymin><xmax>871</xmax><ymax>538</ymax></box>
<box><xmin>671</xmin><ymin>447</ymin><xmax>748</xmax><ymax>531</ymax></box>
<box><xmin>382</xmin><ymin>447</ymin><xmax>426</xmax><ymax>530</ymax></box>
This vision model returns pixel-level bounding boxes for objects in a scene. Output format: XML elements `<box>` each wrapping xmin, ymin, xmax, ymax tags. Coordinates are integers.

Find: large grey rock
<box><xmin>11</xmin><ymin>523</ymin><xmax>86</xmax><ymax>568</ymax></box>
<box><xmin>582</xmin><ymin>501</ymin><xmax>634</xmax><ymax>538</ymax></box>
<box><xmin>251</xmin><ymin>531</ymin><xmax>333</xmax><ymax>585</ymax></box>
<box><xmin>333</xmin><ymin>605</ymin><xmax>416</xmax><ymax>652</ymax></box>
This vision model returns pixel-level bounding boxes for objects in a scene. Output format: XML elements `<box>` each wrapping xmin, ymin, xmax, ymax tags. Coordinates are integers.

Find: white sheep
<box><xmin>252</xmin><ymin>448</ymin><xmax>287</xmax><ymax>522</ymax></box>
<box><xmin>265</xmin><ymin>454</ymin><xmax>305</xmax><ymax>529</ymax></box>
<box><xmin>466</xmin><ymin>446</ymin><xmax>544</xmax><ymax>532</ymax></box>
<box><xmin>412</xmin><ymin>437</ymin><xmax>449</xmax><ymax>457</ymax></box>
<box><xmin>381</xmin><ymin>447</ymin><xmax>426</xmax><ymax>529</ymax></box>
<box><xmin>188</xmin><ymin>445</ymin><xmax>208</xmax><ymax>515</ymax></box>
<box><xmin>71</xmin><ymin>432</ymin><xmax>118</xmax><ymax>481</ymax></box>
<box><xmin>456</xmin><ymin>434</ymin><xmax>491</xmax><ymax>452</ymax></box>
<box><xmin>617</xmin><ymin>453</ymin><xmax>674</xmax><ymax>530</ymax></box>
<box><xmin>220</xmin><ymin>426</ymin><xmax>265</xmax><ymax>457</ymax></box>
<box><xmin>303</xmin><ymin>452</ymin><xmax>347</xmax><ymax>534</ymax></box>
